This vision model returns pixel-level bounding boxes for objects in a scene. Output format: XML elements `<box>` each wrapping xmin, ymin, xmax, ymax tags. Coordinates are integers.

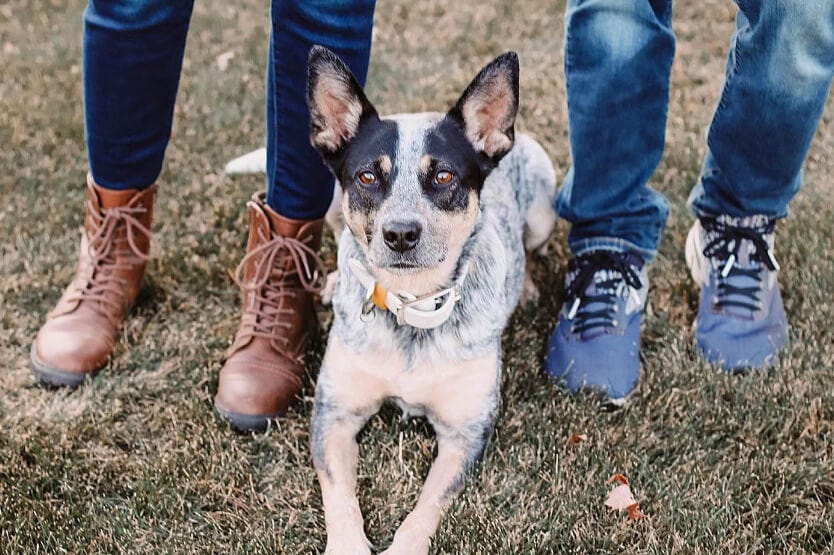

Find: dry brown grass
<box><xmin>1</xmin><ymin>1</ymin><xmax>833</xmax><ymax>553</ymax></box>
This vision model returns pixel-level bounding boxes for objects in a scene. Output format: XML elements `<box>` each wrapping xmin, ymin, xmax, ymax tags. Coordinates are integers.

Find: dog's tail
<box><xmin>224</xmin><ymin>145</ymin><xmax>345</xmax><ymax>240</ymax></box>
<box><xmin>224</xmin><ymin>147</ymin><xmax>267</xmax><ymax>175</ymax></box>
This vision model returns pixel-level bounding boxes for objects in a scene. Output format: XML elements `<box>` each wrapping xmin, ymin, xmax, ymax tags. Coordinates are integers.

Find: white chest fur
<box><xmin>319</xmin><ymin>336</ymin><xmax>499</xmax><ymax>427</ymax></box>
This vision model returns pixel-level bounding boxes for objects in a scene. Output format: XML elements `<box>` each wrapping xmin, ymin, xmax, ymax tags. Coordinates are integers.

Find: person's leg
<box><xmin>84</xmin><ymin>0</ymin><xmax>194</xmax><ymax>190</ymax></box>
<box><xmin>266</xmin><ymin>0</ymin><xmax>376</xmax><ymax>219</ymax></box>
<box><xmin>546</xmin><ymin>0</ymin><xmax>675</xmax><ymax>402</ymax></box>
<box><xmin>690</xmin><ymin>1</ymin><xmax>834</xmax><ymax>217</ymax></box>
<box><xmin>557</xmin><ymin>0</ymin><xmax>674</xmax><ymax>262</ymax></box>
<box><xmin>32</xmin><ymin>0</ymin><xmax>194</xmax><ymax>386</ymax></box>
<box><xmin>215</xmin><ymin>0</ymin><xmax>377</xmax><ymax>431</ymax></box>
<box><xmin>686</xmin><ymin>1</ymin><xmax>834</xmax><ymax>370</ymax></box>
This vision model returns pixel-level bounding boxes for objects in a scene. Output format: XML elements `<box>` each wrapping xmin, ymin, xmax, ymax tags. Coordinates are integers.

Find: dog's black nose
<box><xmin>382</xmin><ymin>221</ymin><xmax>422</xmax><ymax>253</ymax></box>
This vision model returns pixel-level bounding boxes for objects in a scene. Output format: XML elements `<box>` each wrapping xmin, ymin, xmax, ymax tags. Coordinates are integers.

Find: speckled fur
<box><xmin>330</xmin><ymin>128</ymin><xmax>555</xmax><ymax>364</ymax></box>
<box><xmin>315</xmin><ymin>129</ymin><xmax>555</xmax><ymax>555</ymax></box>
<box><xmin>307</xmin><ymin>49</ymin><xmax>556</xmax><ymax>555</ymax></box>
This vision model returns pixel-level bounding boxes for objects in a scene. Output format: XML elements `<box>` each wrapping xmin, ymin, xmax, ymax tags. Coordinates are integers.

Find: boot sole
<box><xmin>214</xmin><ymin>398</ymin><xmax>284</xmax><ymax>433</ymax></box>
<box><xmin>29</xmin><ymin>343</ymin><xmax>95</xmax><ymax>388</ymax></box>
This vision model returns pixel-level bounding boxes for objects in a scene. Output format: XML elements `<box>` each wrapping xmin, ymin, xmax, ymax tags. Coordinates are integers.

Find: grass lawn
<box><xmin>1</xmin><ymin>0</ymin><xmax>833</xmax><ymax>552</ymax></box>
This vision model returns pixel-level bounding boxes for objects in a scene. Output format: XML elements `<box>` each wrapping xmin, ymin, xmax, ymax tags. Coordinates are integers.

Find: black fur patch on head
<box><xmin>422</xmin><ymin>116</ymin><xmax>490</xmax><ymax>212</ymax></box>
<box><xmin>340</xmin><ymin>117</ymin><xmax>399</xmax><ymax>214</ymax></box>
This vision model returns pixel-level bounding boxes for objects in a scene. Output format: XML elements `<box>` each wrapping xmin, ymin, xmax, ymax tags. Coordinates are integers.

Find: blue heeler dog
<box><xmin>306</xmin><ymin>46</ymin><xmax>557</xmax><ymax>554</ymax></box>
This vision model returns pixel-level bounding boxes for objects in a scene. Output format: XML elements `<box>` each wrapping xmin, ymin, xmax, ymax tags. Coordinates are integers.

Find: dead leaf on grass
<box><xmin>569</xmin><ymin>433</ymin><xmax>587</xmax><ymax>445</ymax></box>
<box><xmin>605</xmin><ymin>474</ymin><xmax>646</xmax><ymax>521</ymax></box>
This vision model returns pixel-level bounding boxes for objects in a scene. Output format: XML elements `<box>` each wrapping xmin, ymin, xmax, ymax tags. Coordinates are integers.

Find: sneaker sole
<box><xmin>546</xmin><ymin>367</ymin><xmax>639</xmax><ymax>409</ymax></box>
<box><xmin>29</xmin><ymin>343</ymin><xmax>95</xmax><ymax>388</ymax></box>
<box><xmin>213</xmin><ymin>398</ymin><xmax>284</xmax><ymax>433</ymax></box>
<box><xmin>599</xmin><ymin>374</ymin><xmax>640</xmax><ymax>410</ymax></box>
<box><xmin>685</xmin><ymin>220</ymin><xmax>707</xmax><ymax>343</ymax></box>
<box><xmin>685</xmin><ymin>220</ymin><xmax>705</xmax><ymax>286</ymax></box>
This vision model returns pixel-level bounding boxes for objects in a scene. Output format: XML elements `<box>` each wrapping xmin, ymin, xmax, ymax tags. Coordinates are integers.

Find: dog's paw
<box><xmin>324</xmin><ymin>536</ymin><xmax>372</xmax><ymax>555</ymax></box>
<box><xmin>379</xmin><ymin>540</ymin><xmax>430</xmax><ymax>555</ymax></box>
<box><xmin>519</xmin><ymin>271</ymin><xmax>540</xmax><ymax>307</ymax></box>
<box><xmin>380</xmin><ymin>522</ymin><xmax>431</xmax><ymax>555</ymax></box>
<box><xmin>380</xmin><ymin>538</ymin><xmax>430</xmax><ymax>555</ymax></box>
<box><xmin>323</xmin><ymin>517</ymin><xmax>372</xmax><ymax>555</ymax></box>
<box><xmin>321</xmin><ymin>270</ymin><xmax>340</xmax><ymax>305</ymax></box>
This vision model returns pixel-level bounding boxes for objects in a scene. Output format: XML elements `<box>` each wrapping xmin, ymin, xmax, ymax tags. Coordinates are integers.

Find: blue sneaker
<box><xmin>685</xmin><ymin>215</ymin><xmax>788</xmax><ymax>371</ymax></box>
<box><xmin>545</xmin><ymin>249</ymin><xmax>648</xmax><ymax>404</ymax></box>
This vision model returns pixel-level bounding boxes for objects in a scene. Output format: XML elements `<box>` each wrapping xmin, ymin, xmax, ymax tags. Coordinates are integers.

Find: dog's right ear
<box><xmin>307</xmin><ymin>46</ymin><xmax>378</xmax><ymax>157</ymax></box>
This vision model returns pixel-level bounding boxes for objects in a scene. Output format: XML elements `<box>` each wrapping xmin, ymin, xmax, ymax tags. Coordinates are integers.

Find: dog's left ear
<box><xmin>307</xmin><ymin>45</ymin><xmax>378</xmax><ymax>155</ymax></box>
<box><xmin>448</xmin><ymin>52</ymin><xmax>519</xmax><ymax>163</ymax></box>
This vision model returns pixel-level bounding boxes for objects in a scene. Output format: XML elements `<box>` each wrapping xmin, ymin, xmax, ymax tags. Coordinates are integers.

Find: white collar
<box><xmin>347</xmin><ymin>258</ymin><xmax>468</xmax><ymax>329</ymax></box>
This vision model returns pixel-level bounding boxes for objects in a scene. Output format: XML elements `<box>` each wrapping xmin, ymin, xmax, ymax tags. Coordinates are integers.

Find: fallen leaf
<box><xmin>626</xmin><ymin>503</ymin><xmax>647</xmax><ymax>521</ymax></box>
<box><xmin>216</xmin><ymin>50</ymin><xmax>235</xmax><ymax>71</ymax></box>
<box><xmin>604</xmin><ymin>474</ymin><xmax>646</xmax><ymax>521</ymax></box>
<box><xmin>605</xmin><ymin>483</ymin><xmax>636</xmax><ymax>509</ymax></box>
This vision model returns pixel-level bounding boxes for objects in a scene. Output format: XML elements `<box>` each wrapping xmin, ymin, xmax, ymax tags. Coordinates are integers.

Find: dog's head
<box><xmin>307</xmin><ymin>46</ymin><xmax>519</xmax><ymax>293</ymax></box>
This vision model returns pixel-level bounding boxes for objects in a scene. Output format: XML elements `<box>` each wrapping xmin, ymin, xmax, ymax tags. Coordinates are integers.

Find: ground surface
<box><xmin>1</xmin><ymin>1</ymin><xmax>833</xmax><ymax>553</ymax></box>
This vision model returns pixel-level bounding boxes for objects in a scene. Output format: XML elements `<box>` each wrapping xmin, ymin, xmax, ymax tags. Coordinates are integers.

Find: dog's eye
<box><xmin>434</xmin><ymin>170</ymin><xmax>454</xmax><ymax>186</ymax></box>
<box><xmin>357</xmin><ymin>170</ymin><xmax>377</xmax><ymax>186</ymax></box>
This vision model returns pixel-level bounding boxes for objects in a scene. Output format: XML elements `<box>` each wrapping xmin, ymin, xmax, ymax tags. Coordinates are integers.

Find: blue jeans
<box><xmin>83</xmin><ymin>0</ymin><xmax>376</xmax><ymax>220</ymax></box>
<box><xmin>559</xmin><ymin>0</ymin><xmax>834</xmax><ymax>261</ymax></box>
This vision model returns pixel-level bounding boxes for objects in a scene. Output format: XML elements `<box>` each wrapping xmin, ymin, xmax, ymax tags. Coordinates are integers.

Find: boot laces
<box><xmin>563</xmin><ymin>251</ymin><xmax>643</xmax><ymax>334</ymax></box>
<box><xmin>701</xmin><ymin>217</ymin><xmax>779</xmax><ymax>314</ymax></box>
<box><xmin>233</xmin><ymin>228</ymin><xmax>326</xmax><ymax>345</ymax></box>
<box><xmin>66</xmin><ymin>201</ymin><xmax>152</xmax><ymax>326</ymax></box>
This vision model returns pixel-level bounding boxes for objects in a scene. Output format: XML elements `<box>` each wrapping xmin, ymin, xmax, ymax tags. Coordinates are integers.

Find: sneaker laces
<box><xmin>563</xmin><ymin>250</ymin><xmax>643</xmax><ymax>334</ymax></box>
<box><xmin>65</xmin><ymin>201</ymin><xmax>152</xmax><ymax>327</ymax></box>
<box><xmin>701</xmin><ymin>217</ymin><xmax>779</xmax><ymax>313</ymax></box>
<box><xmin>233</xmin><ymin>228</ymin><xmax>327</xmax><ymax>345</ymax></box>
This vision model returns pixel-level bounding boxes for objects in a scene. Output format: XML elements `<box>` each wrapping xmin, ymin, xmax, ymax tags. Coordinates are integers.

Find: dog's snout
<box><xmin>382</xmin><ymin>221</ymin><xmax>422</xmax><ymax>253</ymax></box>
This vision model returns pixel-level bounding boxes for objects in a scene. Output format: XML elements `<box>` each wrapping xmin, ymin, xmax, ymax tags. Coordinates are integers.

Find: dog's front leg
<box><xmin>313</xmin><ymin>336</ymin><xmax>394</xmax><ymax>553</ymax></box>
<box><xmin>381</xmin><ymin>419</ymin><xmax>495</xmax><ymax>555</ymax></box>
<box><xmin>382</xmin><ymin>352</ymin><xmax>499</xmax><ymax>555</ymax></box>
<box><xmin>312</xmin><ymin>394</ymin><xmax>375</xmax><ymax>555</ymax></box>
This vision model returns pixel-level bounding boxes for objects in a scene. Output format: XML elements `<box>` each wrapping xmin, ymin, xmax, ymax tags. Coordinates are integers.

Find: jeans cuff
<box><xmin>569</xmin><ymin>236</ymin><xmax>655</xmax><ymax>263</ymax></box>
<box><xmin>688</xmin><ymin>166</ymin><xmax>790</xmax><ymax>221</ymax></box>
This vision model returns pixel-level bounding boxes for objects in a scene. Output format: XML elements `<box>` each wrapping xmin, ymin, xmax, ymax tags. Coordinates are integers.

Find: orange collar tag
<box><xmin>372</xmin><ymin>284</ymin><xmax>388</xmax><ymax>310</ymax></box>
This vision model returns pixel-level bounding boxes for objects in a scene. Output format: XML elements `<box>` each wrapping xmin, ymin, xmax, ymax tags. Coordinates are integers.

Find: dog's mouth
<box><xmin>368</xmin><ymin>247</ymin><xmax>448</xmax><ymax>276</ymax></box>
<box><xmin>381</xmin><ymin>261</ymin><xmax>423</xmax><ymax>274</ymax></box>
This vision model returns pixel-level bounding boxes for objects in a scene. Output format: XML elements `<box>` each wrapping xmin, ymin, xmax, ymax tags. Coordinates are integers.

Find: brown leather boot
<box><xmin>214</xmin><ymin>193</ymin><xmax>326</xmax><ymax>431</ymax></box>
<box><xmin>31</xmin><ymin>175</ymin><xmax>156</xmax><ymax>387</ymax></box>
